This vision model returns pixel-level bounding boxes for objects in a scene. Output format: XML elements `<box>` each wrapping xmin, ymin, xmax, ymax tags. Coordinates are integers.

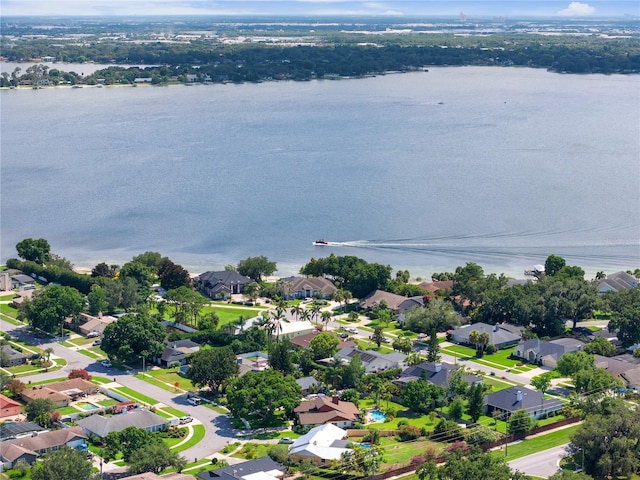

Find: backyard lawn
<box><xmin>379</xmin><ymin>437</ymin><xmax>444</xmax><ymax>466</ymax></box>
<box><xmin>441</xmin><ymin>344</ymin><xmax>538</xmax><ymax>373</ymax></box>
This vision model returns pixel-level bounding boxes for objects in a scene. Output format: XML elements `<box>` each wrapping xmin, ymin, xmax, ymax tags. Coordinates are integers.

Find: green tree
<box><xmin>309</xmin><ymin>331</ymin><xmax>340</xmax><ymax>360</ymax></box>
<box><xmin>19</xmin><ymin>285</ymin><xmax>85</xmax><ymax>333</ymax></box>
<box><xmin>530</xmin><ymin>372</ymin><xmax>553</xmax><ymax>397</ymax></box>
<box><xmin>426</xmin><ymin>327</ymin><xmax>441</xmax><ymax>362</ymax></box>
<box><xmin>583</xmin><ymin>336</ymin><xmax>616</xmax><ymax>357</ymax></box>
<box><xmin>31</xmin><ymin>446</ymin><xmax>98</xmax><ymax>480</ymax></box>
<box><xmin>439</xmin><ymin>446</ymin><xmax>515</xmax><ymax>479</ymax></box>
<box><xmin>16</xmin><ymin>237</ymin><xmax>51</xmax><ymax>264</ymax></box>
<box><xmin>132</xmin><ymin>251</ymin><xmax>164</xmax><ymax>272</ymax></box>
<box><xmin>187</xmin><ymin>346</ymin><xmax>239</xmax><ymax>394</ymax></box>
<box><xmin>448</xmin><ymin>396</ymin><xmax>464</xmax><ymax>420</ymax></box>
<box><xmin>158</xmin><ymin>258</ymin><xmax>192</xmax><ymax>290</ymax></box>
<box><xmin>237</xmin><ymin>256</ymin><xmax>277</xmax><ymax>282</ymax></box>
<box><xmin>119</xmin><ymin>260</ymin><xmax>154</xmax><ymax>288</ymax></box>
<box><xmin>392</xmin><ymin>336</ymin><xmax>413</xmax><ymax>354</ymax></box>
<box><xmin>548</xmin><ymin>472</ymin><xmax>593</xmax><ymax>480</ymax></box>
<box><xmin>573</xmin><ymin>367</ymin><xmax>622</xmax><ymax>394</ymax></box>
<box><xmin>557</xmin><ymin>351</ymin><xmax>595</xmax><ymax>377</ymax></box>
<box><xmin>466</xmin><ymin>425</ymin><xmax>501</xmax><ymax>445</ymax></box>
<box><xmin>87</xmin><ymin>284</ymin><xmax>108</xmax><ymax>316</ymax></box>
<box><xmin>227</xmin><ymin>369</ymin><xmax>301</xmax><ymax>421</ymax></box>
<box><xmin>569</xmin><ymin>402</ymin><xmax>640</xmax><ymax>478</ymax></box>
<box><xmin>405</xmin><ymin>298</ymin><xmax>461</xmax><ymax>333</ymax></box>
<box><xmin>466</xmin><ymin>382</ymin><xmax>484</xmax><ymax>423</ymax></box>
<box><xmin>402</xmin><ymin>379</ymin><xmax>446</xmax><ymax>413</ymax></box>
<box><xmin>269</xmin><ymin>339</ymin><xmax>294</xmax><ymax>375</ymax></box>
<box><xmin>508</xmin><ymin>409</ymin><xmax>535</xmax><ymax>434</ymax></box>
<box><xmin>372</xmin><ymin>326</ymin><xmax>384</xmax><ymax>348</ymax></box>
<box><xmin>164</xmin><ymin>286</ymin><xmax>207</xmax><ymax>327</ymax></box>
<box><xmin>608</xmin><ymin>303</ymin><xmax>640</xmax><ymax>348</ymax></box>
<box><xmin>101</xmin><ymin>313</ymin><xmax>165</xmax><ymax>364</ymax></box>
<box><xmin>25</xmin><ymin>398</ymin><xmax>57</xmax><ymax>427</ymax></box>
<box><xmin>244</xmin><ymin>282</ymin><xmax>262</xmax><ymax>304</ymax></box>
<box><xmin>91</xmin><ymin>262</ymin><xmax>118</xmax><ymax>278</ymax></box>
<box><xmin>545</xmin><ymin>254</ymin><xmax>566</xmax><ymax>277</ymax></box>
<box><xmin>128</xmin><ymin>442</ymin><xmax>187</xmax><ymax>474</ymax></box>
<box><xmin>104</xmin><ymin>426</ymin><xmax>160</xmax><ymax>462</ymax></box>
<box><xmin>341</xmin><ymin>353</ymin><xmax>365</xmax><ymax>389</ymax></box>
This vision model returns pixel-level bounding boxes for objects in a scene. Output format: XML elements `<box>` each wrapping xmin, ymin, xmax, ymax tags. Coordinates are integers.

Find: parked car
<box><xmin>87</xmin><ymin>331</ymin><xmax>99</xmax><ymax>338</ymax></box>
<box><xmin>101</xmin><ymin>359</ymin><xmax>112</xmax><ymax>368</ymax></box>
<box><xmin>92</xmin><ymin>340</ymin><xmax>102</xmax><ymax>346</ymax></box>
<box><xmin>29</xmin><ymin>353</ymin><xmax>42</xmax><ymax>361</ymax></box>
<box><xmin>338</xmin><ymin>333</ymin><xmax>349</xmax><ymax>339</ymax></box>
<box><xmin>345</xmin><ymin>327</ymin><xmax>358</xmax><ymax>334</ymax></box>
<box><xmin>187</xmin><ymin>397</ymin><xmax>201</xmax><ymax>406</ymax></box>
<box><xmin>179</xmin><ymin>416</ymin><xmax>193</xmax><ymax>424</ymax></box>
<box><xmin>278</xmin><ymin>437</ymin><xmax>294</xmax><ymax>444</ymax></box>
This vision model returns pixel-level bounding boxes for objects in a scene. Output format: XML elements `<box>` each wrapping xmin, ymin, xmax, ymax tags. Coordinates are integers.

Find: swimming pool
<box><xmin>369</xmin><ymin>409</ymin><xmax>386</xmax><ymax>422</ymax></box>
<box><xmin>75</xmin><ymin>402</ymin><xmax>99</xmax><ymax>412</ymax></box>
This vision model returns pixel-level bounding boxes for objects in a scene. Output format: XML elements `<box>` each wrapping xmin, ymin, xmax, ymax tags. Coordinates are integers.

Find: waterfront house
<box><xmin>358</xmin><ymin>290</ymin><xmax>408</xmax><ymax>312</ymax></box>
<box><xmin>597</xmin><ymin>271</ymin><xmax>639</xmax><ymax>293</ymax></box>
<box><xmin>194</xmin><ymin>271</ymin><xmax>252</xmax><ymax>299</ymax></box>
<box><xmin>279</xmin><ymin>276</ymin><xmax>337</xmax><ymax>300</ymax></box>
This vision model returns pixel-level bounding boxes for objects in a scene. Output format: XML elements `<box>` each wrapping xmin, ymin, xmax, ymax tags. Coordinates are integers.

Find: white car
<box><xmin>87</xmin><ymin>331</ymin><xmax>99</xmax><ymax>338</ymax></box>
<box><xmin>101</xmin><ymin>360</ymin><xmax>112</xmax><ymax>368</ymax></box>
<box><xmin>187</xmin><ymin>397</ymin><xmax>201</xmax><ymax>406</ymax></box>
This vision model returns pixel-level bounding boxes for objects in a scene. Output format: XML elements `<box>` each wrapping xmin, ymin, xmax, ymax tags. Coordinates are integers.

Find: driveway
<box><xmin>508</xmin><ymin>444</ymin><xmax>568</xmax><ymax>478</ymax></box>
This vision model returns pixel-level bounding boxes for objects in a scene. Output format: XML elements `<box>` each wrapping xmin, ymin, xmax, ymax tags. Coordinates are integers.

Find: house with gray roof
<box><xmin>157</xmin><ymin>339</ymin><xmax>200</xmax><ymax>367</ymax></box>
<box><xmin>594</xmin><ymin>354</ymin><xmax>640</xmax><ymax>392</ymax></box>
<box><xmin>358</xmin><ymin>290</ymin><xmax>408</xmax><ymax>312</ymax></box>
<box><xmin>296</xmin><ymin>376</ymin><xmax>320</xmax><ymax>395</ymax></box>
<box><xmin>194</xmin><ymin>271</ymin><xmax>252</xmax><ymax>299</ymax></box>
<box><xmin>197</xmin><ymin>457</ymin><xmax>286</xmax><ymax>480</ymax></box>
<box><xmin>0</xmin><ymin>345</ymin><xmax>28</xmax><ymax>367</ymax></box>
<box><xmin>334</xmin><ymin>347</ymin><xmax>406</xmax><ymax>373</ymax></box>
<box><xmin>76</xmin><ymin>409</ymin><xmax>167</xmax><ymax>440</ymax></box>
<box><xmin>396</xmin><ymin>362</ymin><xmax>481</xmax><ymax>391</ymax></box>
<box><xmin>513</xmin><ymin>338</ymin><xmax>585</xmax><ymax>368</ymax></box>
<box><xmin>597</xmin><ymin>271</ymin><xmax>638</xmax><ymax>294</ymax></box>
<box><xmin>484</xmin><ymin>386</ymin><xmax>563</xmax><ymax>420</ymax></box>
<box><xmin>449</xmin><ymin>322</ymin><xmax>522</xmax><ymax>349</ymax></box>
<box><xmin>279</xmin><ymin>276</ymin><xmax>337</xmax><ymax>300</ymax></box>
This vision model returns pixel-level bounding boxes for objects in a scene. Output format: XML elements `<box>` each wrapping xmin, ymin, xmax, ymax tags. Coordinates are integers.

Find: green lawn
<box><xmin>110</xmin><ymin>386</ymin><xmax>158</xmax><ymax>406</ymax></box>
<box><xmin>442</xmin><ymin>345</ymin><xmax>537</xmax><ymax>372</ymax></box>
<box><xmin>0</xmin><ymin>303</ymin><xmax>19</xmax><ymax>319</ymax></box>
<box><xmin>144</xmin><ymin>368</ymin><xmax>196</xmax><ymax>391</ymax></box>
<box><xmin>171</xmin><ymin>424</ymin><xmax>206</xmax><ymax>452</ymax></box>
<box><xmin>492</xmin><ymin>425</ymin><xmax>578</xmax><ymax>461</ymax></box>
<box><xmin>78</xmin><ymin>349</ymin><xmax>102</xmax><ymax>359</ymax></box>
<box><xmin>355</xmin><ymin>339</ymin><xmax>395</xmax><ymax>354</ymax></box>
<box><xmin>232</xmin><ymin>442</ymin><xmax>272</xmax><ymax>460</ymax></box>
<box><xmin>0</xmin><ymin>294</ymin><xmax>16</xmax><ymax>300</ymax></box>
<box><xmin>161</xmin><ymin>407</ymin><xmax>188</xmax><ymax>417</ymax></box>
<box><xmin>379</xmin><ymin>437</ymin><xmax>444</xmax><ymax>466</ymax></box>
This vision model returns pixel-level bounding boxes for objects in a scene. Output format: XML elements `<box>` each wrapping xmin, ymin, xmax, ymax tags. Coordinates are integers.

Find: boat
<box><xmin>312</xmin><ymin>239</ymin><xmax>329</xmax><ymax>246</ymax></box>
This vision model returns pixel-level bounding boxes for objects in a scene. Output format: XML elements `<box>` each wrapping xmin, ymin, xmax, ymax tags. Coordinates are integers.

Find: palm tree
<box><xmin>290</xmin><ymin>304</ymin><xmax>302</xmax><ymax>321</ymax></box>
<box><xmin>311</xmin><ymin>303</ymin><xmax>322</xmax><ymax>324</ymax></box>
<box><xmin>301</xmin><ymin>308</ymin><xmax>311</xmax><ymax>323</ymax></box>
<box><xmin>44</xmin><ymin>347</ymin><xmax>54</xmax><ymax>367</ymax></box>
<box><xmin>321</xmin><ymin>311</ymin><xmax>332</xmax><ymax>331</ymax></box>
<box><xmin>468</xmin><ymin>330</ymin><xmax>480</xmax><ymax>351</ymax></box>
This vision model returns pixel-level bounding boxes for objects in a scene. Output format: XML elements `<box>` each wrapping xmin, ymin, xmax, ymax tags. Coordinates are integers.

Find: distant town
<box><xmin>1</xmin><ymin>237</ymin><xmax>639</xmax><ymax>479</ymax></box>
<box><xmin>1</xmin><ymin>15</ymin><xmax>639</xmax><ymax>88</ymax></box>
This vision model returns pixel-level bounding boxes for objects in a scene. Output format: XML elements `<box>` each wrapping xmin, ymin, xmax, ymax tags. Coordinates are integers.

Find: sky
<box><xmin>1</xmin><ymin>1</ymin><xmax>638</xmax><ymax>18</ymax></box>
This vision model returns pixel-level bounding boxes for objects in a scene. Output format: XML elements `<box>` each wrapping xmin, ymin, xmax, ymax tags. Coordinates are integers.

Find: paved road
<box><xmin>508</xmin><ymin>444</ymin><xmax>568</xmax><ymax>478</ymax></box>
<box><xmin>1</xmin><ymin>321</ymin><xmax>237</xmax><ymax>462</ymax></box>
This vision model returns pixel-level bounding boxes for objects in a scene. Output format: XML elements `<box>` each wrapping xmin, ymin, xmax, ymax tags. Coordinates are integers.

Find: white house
<box><xmin>289</xmin><ymin>423</ymin><xmax>351</xmax><ymax>465</ymax></box>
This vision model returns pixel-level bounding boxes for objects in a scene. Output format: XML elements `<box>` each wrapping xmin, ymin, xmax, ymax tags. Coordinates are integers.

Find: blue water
<box><xmin>1</xmin><ymin>67</ymin><xmax>638</xmax><ymax>279</ymax></box>
<box><xmin>370</xmin><ymin>410</ymin><xmax>387</xmax><ymax>422</ymax></box>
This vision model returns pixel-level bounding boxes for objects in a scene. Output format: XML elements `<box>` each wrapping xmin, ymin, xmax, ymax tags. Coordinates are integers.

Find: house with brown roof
<box><xmin>295</xmin><ymin>396</ymin><xmax>360</xmax><ymax>428</ymax></box>
<box><xmin>358</xmin><ymin>290</ymin><xmax>408</xmax><ymax>312</ymax></box>
<box><xmin>279</xmin><ymin>276</ymin><xmax>337</xmax><ymax>300</ymax></box>
<box><xmin>418</xmin><ymin>280</ymin><xmax>454</xmax><ymax>293</ymax></box>
<box><xmin>0</xmin><ymin>393</ymin><xmax>21</xmax><ymax>418</ymax></box>
<box><xmin>20</xmin><ymin>378</ymin><xmax>97</xmax><ymax>408</ymax></box>
<box><xmin>75</xmin><ymin>313</ymin><xmax>117</xmax><ymax>337</ymax></box>
<box><xmin>0</xmin><ymin>426</ymin><xmax>87</xmax><ymax>468</ymax></box>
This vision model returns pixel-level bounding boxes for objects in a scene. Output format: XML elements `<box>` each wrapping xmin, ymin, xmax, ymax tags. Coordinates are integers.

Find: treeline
<box><xmin>2</xmin><ymin>34</ymin><xmax>639</xmax><ymax>87</ymax></box>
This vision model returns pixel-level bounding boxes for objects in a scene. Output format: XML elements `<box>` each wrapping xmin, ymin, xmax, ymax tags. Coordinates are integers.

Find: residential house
<box><xmin>449</xmin><ymin>322</ymin><xmax>522</xmax><ymax>349</ymax></box>
<box><xmin>0</xmin><ymin>426</ymin><xmax>87</xmax><ymax>468</ymax></box>
<box><xmin>289</xmin><ymin>423</ymin><xmax>351</xmax><ymax>466</ymax></box>
<box><xmin>279</xmin><ymin>276</ymin><xmax>337</xmax><ymax>300</ymax></box>
<box><xmin>10</xmin><ymin>274</ymin><xmax>36</xmax><ymax>290</ymax></box>
<box><xmin>236</xmin><ymin>352</ymin><xmax>270</xmax><ymax>375</ymax></box>
<box><xmin>76</xmin><ymin>408</ymin><xmax>167</xmax><ymax>441</ymax></box>
<box><xmin>75</xmin><ymin>313</ymin><xmax>117</xmax><ymax>337</ymax></box>
<box><xmin>0</xmin><ymin>394</ymin><xmax>22</xmax><ymax>418</ymax></box>
<box><xmin>126</xmin><ymin>473</ymin><xmax>193</xmax><ymax>480</ymax></box>
<box><xmin>196</xmin><ymin>456</ymin><xmax>285</xmax><ymax>480</ymax></box>
<box><xmin>418</xmin><ymin>280</ymin><xmax>454</xmax><ymax>294</ymax></box>
<box><xmin>396</xmin><ymin>362</ymin><xmax>481</xmax><ymax>391</ymax></box>
<box><xmin>274</xmin><ymin>320</ymin><xmax>316</xmax><ymax>340</ymax></box>
<box><xmin>20</xmin><ymin>378</ymin><xmax>98</xmax><ymax>408</ymax></box>
<box><xmin>0</xmin><ymin>345</ymin><xmax>28</xmax><ymax>367</ymax></box>
<box><xmin>0</xmin><ymin>272</ymin><xmax>11</xmax><ymax>291</ymax></box>
<box><xmin>334</xmin><ymin>347</ymin><xmax>406</xmax><ymax>373</ymax></box>
<box><xmin>288</xmin><ymin>331</ymin><xmax>356</xmax><ymax>351</ymax></box>
<box><xmin>397</xmin><ymin>296</ymin><xmax>426</xmax><ymax>314</ymax></box>
<box><xmin>9</xmin><ymin>290</ymin><xmax>34</xmax><ymax>307</ymax></box>
<box><xmin>194</xmin><ymin>271</ymin><xmax>252</xmax><ymax>299</ymax></box>
<box><xmin>0</xmin><ymin>422</ymin><xmax>44</xmax><ymax>441</ymax></box>
<box><xmin>484</xmin><ymin>386</ymin><xmax>563</xmax><ymax>420</ymax></box>
<box><xmin>295</xmin><ymin>396</ymin><xmax>360</xmax><ymax>428</ymax></box>
<box><xmin>358</xmin><ymin>290</ymin><xmax>408</xmax><ymax>312</ymax></box>
<box><xmin>594</xmin><ymin>354</ymin><xmax>640</xmax><ymax>392</ymax></box>
<box><xmin>513</xmin><ymin>338</ymin><xmax>585</xmax><ymax>368</ymax></box>
<box><xmin>296</xmin><ymin>377</ymin><xmax>320</xmax><ymax>395</ymax></box>
<box><xmin>157</xmin><ymin>339</ymin><xmax>200</xmax><ymax>367</ymax></box>
<box><xmin>597</xmin><ymin>271</ymin><xmax>638</xmax><ymax>294</ymax></box>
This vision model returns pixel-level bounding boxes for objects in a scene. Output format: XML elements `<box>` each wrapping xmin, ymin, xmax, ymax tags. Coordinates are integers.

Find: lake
<box><xmin>1</xmin><ymin>67</ymin><xmax>638</xmax><ymax>280</ymax></box>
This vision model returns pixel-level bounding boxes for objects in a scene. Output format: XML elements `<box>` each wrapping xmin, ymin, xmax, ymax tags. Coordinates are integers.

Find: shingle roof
<box><xmin>0</xmin><ymin>426</ymin><xmax>87</xmax><ymax>461</ymax></box>
<box><xmin>484</xmin><ymin>386</ymin><xmax>563</xmax><ymax>413</ymax></box>
<box><xmin>197</xmin><ymin>457</ymin><xmax>285</xmax><ymax>480</ymax></box>
<box><xmin>76</xmin><ymin>409</ymin><xmax>167</xmax><ymax>438</ymax></box>
<box><xmin>451</xmin><ymin>322</ymin><xmax>521</xmax><ymax>346</ymax></box>
<box><xmin>280</xmin><ymin>276</ymin><xmax>337</xmax><ymax>297</ymax></box>
<box><xmin>290</xmin><ymin>424</ymin><xmax>350</xmax><ymax>461</ymax></box>
<box><xmin>359</xmin><ymin>290</ymin><xmax>408</xmax><ymax>311</ymax></box>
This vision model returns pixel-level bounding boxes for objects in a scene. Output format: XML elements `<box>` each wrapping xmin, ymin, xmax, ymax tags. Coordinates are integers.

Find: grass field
<box><xmin>492</xmin><ymin>425</ymin><xmax>578</xmax><ymax>461</ymax></box>
<box><xmin>110</xmin><ymin>386</ymin><xmax>158</xmax><ymax>406</ymax></box>
<box><xmin>441</xmin><ymin>344</ymin><xmax>538</xmax><ymax>372</ymax></box>
<box><xmin>379</xmin><ymin>437</ymin><xmax>444</xmax><ymax>466</ymax></box>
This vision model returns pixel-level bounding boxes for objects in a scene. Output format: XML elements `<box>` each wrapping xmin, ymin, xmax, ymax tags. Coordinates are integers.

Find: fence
<box><xmin>479</xmin><ymin>416</ymin><xmax>581</xmax><ymax>451</ymax></box>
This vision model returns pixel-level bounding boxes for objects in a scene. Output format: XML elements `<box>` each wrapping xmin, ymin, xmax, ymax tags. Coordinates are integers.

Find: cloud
<box><xmin>557</xmin><ymin>2</ymin><xmax>596</xmax><ymax>16</ymax></box>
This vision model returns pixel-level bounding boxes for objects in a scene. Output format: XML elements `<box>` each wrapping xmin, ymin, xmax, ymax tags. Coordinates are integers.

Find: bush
<box><xmin>397</xmin><ymin>425</ymin><xmax>422</xmax><ymax>441</ymax></box>
<box><xmin>466</xmin><ymin>425</ymin><xmax>501</xmax><ymax>445</ymax></box>
<box><xmin>431</xmin><ymin>419</ymin><xmax>463</xmax><ymax>443</ymax></box>
<box><xmin>485</xmin><ymin>344</ymin><xmax>497</xmax><ymax>355</ymax></box>
<box><xmin>397</xmin><ymin>419</ymin><xmax>409</xmax><ymax>428</ymax></box>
